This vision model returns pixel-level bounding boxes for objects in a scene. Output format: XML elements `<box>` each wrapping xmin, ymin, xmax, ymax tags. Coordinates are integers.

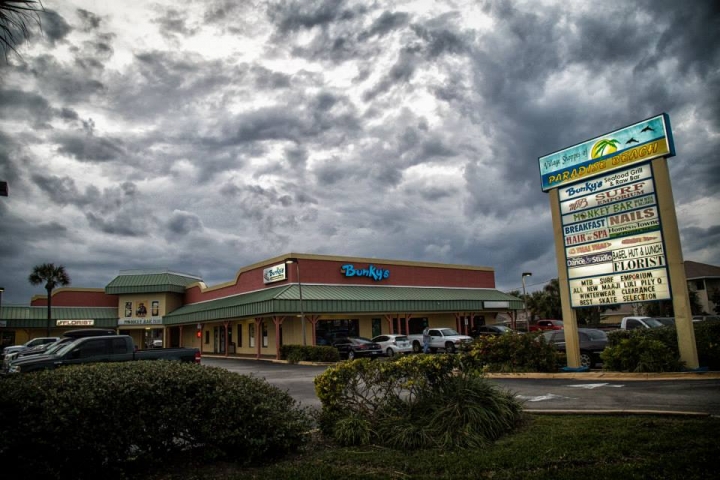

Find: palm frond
<box><xmin>0</xmin><ymin>0</ymin><xmax>44</xmax><ymax>61</ymax></box>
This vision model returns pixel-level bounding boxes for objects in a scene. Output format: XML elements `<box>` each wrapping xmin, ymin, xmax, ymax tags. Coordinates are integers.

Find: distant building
<box><xmin>685</xmin><ymin>261</ymin><xmax>720</xmax><ymax>315</ymax></box>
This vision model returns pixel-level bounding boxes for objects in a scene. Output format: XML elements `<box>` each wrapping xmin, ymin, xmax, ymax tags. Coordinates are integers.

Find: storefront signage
<box><xmin>560</xmin><ymin>164</ymin><xmax>671</xmax><ymax>307</ymax></box>
<box><xmin>263</xmin><ymin>263</ymin><xmax>287</xmax><ymax>284</ymax></box>
<box><xmin>118</xmin><ymin>318</ymin><xmax>163</xmax><ymax>326</ymax></box>
<box><xmin>340</xmin><ymin>264</ymin><xmax>390</xmax><ymax>281</ymax></box>
<box><xmin>484</xmin><ymin>301</ymin><xmax>510</xmax><ymax>309</ymax></box>
<box><xmin>539</xmin><ymin>114</ymin><xmax>674</xmax><ymax>191</ymax></box>
<box><xmin>570</xmin><ymin>268</ymin><xmax>670</xmax><ymax>306</ymax></box>
<box><xmin>56</xmin><ymin>320</ymin><xmax>95</xmax><ymax>326</ymax></box>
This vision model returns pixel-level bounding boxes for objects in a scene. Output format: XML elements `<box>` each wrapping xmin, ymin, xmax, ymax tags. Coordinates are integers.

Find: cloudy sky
<box><xmin>0</xmin><ymin>0</ymin><xmax>718</xmax><ymax>305</ymax></box>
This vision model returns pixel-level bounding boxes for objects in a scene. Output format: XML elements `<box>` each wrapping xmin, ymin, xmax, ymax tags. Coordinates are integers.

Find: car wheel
<box><xmin>412</xmin><ymin>341</ymin><xmax>422</xmax><ymax>353</ymax></box>
<box><xmin>445</xmin><ymin>342</ymin><xmax>456</xmax><ymax>354</ymax></box>
<box><xmin>386</xmin><ymin>347</ymin><xmax>395</xmax><ymax>357</ymax></box>
<box><xmin>347</xmin><ymin>350</ymin><xmax>356</xmax><ymax>361</ymax></box>
<box><xmin>580</xmin><ymin>352</ymin><xmax>593</xmax><ymax>368</ymax></box>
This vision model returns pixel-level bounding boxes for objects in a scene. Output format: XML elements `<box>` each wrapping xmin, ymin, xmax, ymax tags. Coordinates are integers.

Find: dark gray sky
<box><xmin>1</xmin><ymin>0</ymin><xmax>718</xmax><ymax>304</ymax></box>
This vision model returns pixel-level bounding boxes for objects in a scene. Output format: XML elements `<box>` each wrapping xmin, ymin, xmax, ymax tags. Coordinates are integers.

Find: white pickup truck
<box><xmin>406</xmin><ymin>328</ymin><xmax>473</xmax><ymax>353</ymax></box>
<box><xmin>620</xmin><ymin>316</ymin><xmax>665</xmax><ymax>330</ymax></box>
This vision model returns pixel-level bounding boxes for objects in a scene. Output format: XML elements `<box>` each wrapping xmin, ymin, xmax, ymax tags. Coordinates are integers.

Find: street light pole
<box><xmin>0</xmin><ymin>287</ymin><xmax>4</xmax><ymax>345</ymax></box>
<box><xmin>522</xmin><ymin>272</ymin><xmax>532</xmax><ymax>333</ymax></box>
<box><xmin>286</xmin><ymin>259</ymin><xmax>306</xmax><ymax>346</ymax></box>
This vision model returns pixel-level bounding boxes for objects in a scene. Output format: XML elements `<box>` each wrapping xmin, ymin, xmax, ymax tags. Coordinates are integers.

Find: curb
<box><xmin>484</xmin><ymin>371</ymin><xmax>720</xmax><ymax>381</ymax></box>
<box><xmin>524</xmin><ymin>409</ymin><xmax>712</xmax><ymax>417</ymax></box>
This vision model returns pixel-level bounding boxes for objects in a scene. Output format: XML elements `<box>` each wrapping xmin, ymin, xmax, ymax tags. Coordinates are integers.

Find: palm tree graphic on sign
<box><xmin>591</xmin><ymin>138</ymin><xmax>620</xmax><ymax>159</ymax></box>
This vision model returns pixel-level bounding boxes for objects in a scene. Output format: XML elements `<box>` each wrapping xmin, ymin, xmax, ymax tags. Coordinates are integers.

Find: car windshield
<box><xmin>352</xmin><ymin>337</ymin><xmax>374</xmax><ymax>344</ymax></box>
<box><xmin>45</xmin><ymin>339</ymin><xmax>73</xmax><ymax>355</ymax></box>
<box><xmin>584</xmin><ymin>330</ymin><xmax>608</xmax><ymax>340</ymax></box>
<box><xmin>644</xmin><ymin>318</ymin><xmax>664</xmax><ymax>328</ymax></box>
<box><xmin>439</xmin><ymin>328</ymin><xmax>460</xmax><ymax>336</ymax></box>
<box><xmin>394</xmin><ymin>336</ymin><xmax>408</xmax><ymax>341</ymax></box>
<box><xmin>55</xmin><ymin>341</ymin><xmax>81</xmax><ymax>357</ymax></box>
<box><xmin>495</xmin><ymin>326</ymin><xmax>512</xmax><ymax>332</ymax></box>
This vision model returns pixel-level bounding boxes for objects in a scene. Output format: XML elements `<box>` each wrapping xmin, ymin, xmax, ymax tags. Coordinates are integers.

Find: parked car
<box><xmin>332</xmin><ymin>337</ymin><xmax>383</xmax><ymax>361</ymax></box>
<box><xmin>406</xmin><ymin>328</ymin><xmax>473</xmax><ymax>353</ymax></box>
<box><xmin>473</xmin><ymin>325</ymin><xmax>516</xmax><ymax>337</ymax></box>
<box><xmin>693</xmin><ymin>315</ymin><xmax>720</xmax><ymax>322</ymax></box>
<box><xmin>529</xmin><ymin>320</ymin><xmax>564</xmax><ymax>332</ymax></box>
<box><xmin>655</xmin><ymin>317</ymin><xmax>675</xmax><ymax>327</ymax></box>
<box><xmin>6</xmin><ymin>335</ymin><xmax>201</xmax><ymax>374</ymax></box>
<box><xmin>2</xmin><ymin>337</ymin><xmax>60</xmax><ymax>359</ymax></box>
<box><xmin>620</xmin><ymin>316</ymin><xmax>664</xmax><ymax>330</ymax></box>
<box><xmin>3</xmin><ymin>329</ymin><xmax>118</xmax><ymax>371</ymax></box>
<box><xmin>541</xmin><ymin>328</ymin><xmax>608</xmax><ymax>369</ymax></box>
<box><xmin>371</xmin><ymin>334</ymin><xmax>413</xmax><ymax>357</ymax></box>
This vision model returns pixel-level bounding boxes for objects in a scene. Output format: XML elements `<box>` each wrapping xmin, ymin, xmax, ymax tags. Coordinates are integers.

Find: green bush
<box><xmin>280</xmin><ymin>344</ymin><xmax>340</xmax><ymax>363</ymax></box>
<box><xmin>464</xmin><ymin>332</ymin><xmax>561</xmax><ymax>372</ymax></box>
<box><xmin>603</xmin><ymin>320</ymin><xmax>720</xmax><ymax>371</ymax></box>
<box><xmin>601</xmin><ymin>334</ymin><xmax>685</xmax><ymax>372</ymax></box>
<box><xmin>0</xmin><ymin>362</ymin><xmax>313</xmax><ymax>479</ymax></box>
<box><xmin>694</xmin><ymin>320</ymin><xmax>720</xmax><ymax>370</ymax></box>
<box><xmin>314</xmin><ymin>355</ymin><xmax>523</xmax><ymax>450</ymax></box>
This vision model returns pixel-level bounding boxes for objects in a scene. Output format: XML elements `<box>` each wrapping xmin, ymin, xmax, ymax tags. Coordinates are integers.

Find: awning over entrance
<box><xmin>163</xmin><ymin>284</ymin><xmax>523</xmax><ymax>325</ymax></box>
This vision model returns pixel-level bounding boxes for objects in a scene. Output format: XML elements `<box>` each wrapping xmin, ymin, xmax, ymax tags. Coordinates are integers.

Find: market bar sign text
<box><xmin>340</xmin><ymin>264</ymin><xmax>390</xmax><ymax>281</ymax></box>
<box><xmin>538</xmin><ymin>113</ymin><xmax>674</xmax><ymax>191</ymax></box>
<box><xmin>118</xmin><ymin>318</ymin><xmax>163</xmax><ymax>325</ymax></box>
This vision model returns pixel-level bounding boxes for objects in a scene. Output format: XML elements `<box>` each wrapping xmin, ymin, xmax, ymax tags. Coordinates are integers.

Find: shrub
<box><xmin>0</xmin><ymin>362</ymin><xmax>313</xmax><ymax>479</ymax></box>
<box><xmin>464</xmin><ymin>332</ymin><xmax>561</xmax><ymax>372</ymax></box>
<box><xmin>601</xmin><ymin>334</ymin><xmax>685</xmax><ymax>372</ymax></box>
<box><xmin>603</xmin><ymin>320</ymin><xmax>720</xmax><ymax>371</ymax></box>
<box><xmin>280</xmin><ymin>344</ymin><xmax>340</xmax><ymax>363</ymax></box>
<box><xmin>314</xmin><ymin>355</ymin><xmax>523</xmax><ymax>450</ymax></box>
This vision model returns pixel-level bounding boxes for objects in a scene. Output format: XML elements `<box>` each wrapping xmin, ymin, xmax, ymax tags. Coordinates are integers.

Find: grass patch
<box><xmin>132</xmin><ymin>415</ymin><xmax>720</xmax><ymax>479</ymax></box>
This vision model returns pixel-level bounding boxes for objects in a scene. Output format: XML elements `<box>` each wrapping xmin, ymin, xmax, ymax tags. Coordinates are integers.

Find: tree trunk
<box><xmin>46</xmin><ymin>287</ymin><xmax>52</xmax><ymax>337</ymax></box>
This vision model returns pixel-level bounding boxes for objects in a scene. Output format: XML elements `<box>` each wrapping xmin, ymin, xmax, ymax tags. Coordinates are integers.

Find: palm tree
<box><xmin>0</xmin><ymin>0</ymin><xmax>44</xmax><ymax>61</ymax></box>
<box><xmin>28</xmin><ymin>263</ymin><xmax>70</xmax><ymax>336</ymax></box>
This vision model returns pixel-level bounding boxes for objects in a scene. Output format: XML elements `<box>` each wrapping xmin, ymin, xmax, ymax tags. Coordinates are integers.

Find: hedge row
<box><xmin>603</xmin><ymin>320</ymin><xmax>720</xmax><ymax>372</ymax></box>
<box><xmin>0</xmin><ymin>361</ymin><xmax>313</xmax><ymax>479</ymax></box>
<box><xmin>279</xmin><ymin>344</ymin><xmax>340</xmax><ymax>363</ymax></box>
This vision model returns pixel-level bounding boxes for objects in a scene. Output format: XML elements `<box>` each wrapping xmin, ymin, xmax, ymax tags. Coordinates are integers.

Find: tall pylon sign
<box><xmin>538</xmin><ymin>113</ymin><xmax>699</xmax><ymax>369</ymax></box>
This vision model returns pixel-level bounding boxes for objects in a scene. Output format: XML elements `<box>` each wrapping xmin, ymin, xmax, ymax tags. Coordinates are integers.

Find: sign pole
<box><xmin>651</xmin><ymin>157</ymin><xmax>698</xmax><ymax>368</ymax></box>
<box><xmin>550</xmin><ymin>189</ymin><xmax>581</xmax><ymax>368</ymax></box>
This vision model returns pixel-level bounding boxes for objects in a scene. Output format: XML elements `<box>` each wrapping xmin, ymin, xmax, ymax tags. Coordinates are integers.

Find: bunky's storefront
<box><xmin>0</xmin><ymin>254</ymin><xmax>523</xmax><ymax>356</ymax></box>
<box><xmin>162</xmin><ymin>253</ymin><xmax>524</xmax><ymax>359</ymax></box>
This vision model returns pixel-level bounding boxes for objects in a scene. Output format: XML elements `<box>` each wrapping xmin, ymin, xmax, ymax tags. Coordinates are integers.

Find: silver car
<box><xmin>371</xmin><ymin>334</ymin><xmax>413</xmax><ymax>357</ymax></box>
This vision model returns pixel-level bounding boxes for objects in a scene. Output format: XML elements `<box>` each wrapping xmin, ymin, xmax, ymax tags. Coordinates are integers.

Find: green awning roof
<box><xmin>105</xmin><ymin>272</ymin><xmax>201</xmax><ymax>294</ymax></box>
<box><xmin>0</xmin><ymin>306</ymin><xmax>119</xmax><ymax>328</ymax></box>
<box><xmin>162</xmin><ymin>285</ymin><xmax>523</xmax><ymax>325</ymax></box>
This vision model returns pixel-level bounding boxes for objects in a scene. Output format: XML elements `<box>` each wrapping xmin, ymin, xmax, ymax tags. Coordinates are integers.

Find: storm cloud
<box><xmin>0</xmin><ymin>0</ymin><xmax>718</xmax><ymax>304</ymax></box>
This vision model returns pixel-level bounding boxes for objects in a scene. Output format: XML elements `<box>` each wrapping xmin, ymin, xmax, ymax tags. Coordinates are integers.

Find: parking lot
<box><xmin>201</xmin><ymin>357</ymin><xmax>720</xmax><ymax>414</ymax></box>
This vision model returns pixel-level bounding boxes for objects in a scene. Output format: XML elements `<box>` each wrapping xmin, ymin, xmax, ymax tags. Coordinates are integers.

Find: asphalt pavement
<box><xmin>201</xmin><ymin>356</ymin><xmax>720</xmax><ymax>415</ymax></box>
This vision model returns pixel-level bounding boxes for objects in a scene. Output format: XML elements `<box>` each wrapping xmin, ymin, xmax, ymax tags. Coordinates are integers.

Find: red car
<box><xmin>529</xmin><ymin>320</ymin><xmax>564</xmax><ymax>332</ymax></box>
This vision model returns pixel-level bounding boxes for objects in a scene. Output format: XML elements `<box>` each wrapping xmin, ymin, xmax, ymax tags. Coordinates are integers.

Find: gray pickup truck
<box><xmin>6</xmin><ymin>335</ymin><xmax>200</xmax><ymax>374</ymax></box>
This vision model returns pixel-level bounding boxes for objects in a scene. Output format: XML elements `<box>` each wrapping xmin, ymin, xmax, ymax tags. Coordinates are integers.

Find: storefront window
<box><xmin>249</xmin><ymin>323</ymin><xmax>255</xmax><ymax>348</ymax></box>
<box><xmin>315</xmin><ymin>319</ymin><xmax>359</xmax><ymax>345</ymax></box>
<box><xmin>237</xmin><ymin>324</ymin><xmax>243</xmax><ymax>348</ymax></box>
<box><xmin>262</xmin><ymin>323</ymin><xmax>268</xmax><ymax>348</ymax></box>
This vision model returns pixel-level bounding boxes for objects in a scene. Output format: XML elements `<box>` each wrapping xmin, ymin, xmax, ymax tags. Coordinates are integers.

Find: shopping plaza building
<box><xmin>0</xmin><ymin>253</ymin><xmax>524</xmax><ymax>358</ymax></box>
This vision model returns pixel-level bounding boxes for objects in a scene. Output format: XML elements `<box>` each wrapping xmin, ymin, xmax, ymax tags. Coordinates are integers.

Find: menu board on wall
<box><xmin>558</xmin><ymin>163</ymin><xmax>671</xmax><ymax>307</ymax></box>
